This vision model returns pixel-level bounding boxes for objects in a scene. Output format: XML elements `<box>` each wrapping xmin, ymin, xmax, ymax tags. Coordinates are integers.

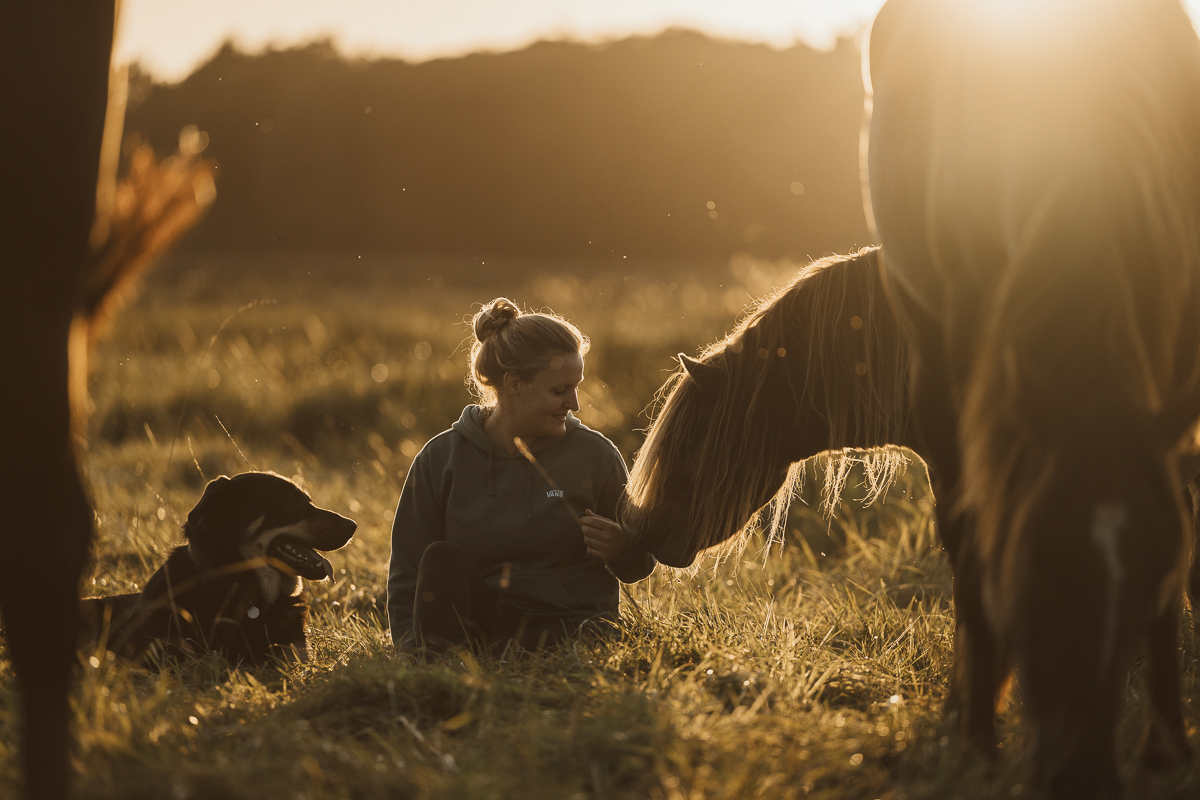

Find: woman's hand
<box><xmin>580</xmin><ymin>509</ymin><xmax>628</xmax><ymax>562</ymax></box>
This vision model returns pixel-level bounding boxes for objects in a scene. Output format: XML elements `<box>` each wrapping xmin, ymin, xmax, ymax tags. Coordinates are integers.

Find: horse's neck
<box><xmin>782</xmin><ymin>350</ymin><xmax>915</xmax><ymax>458</ymax></box>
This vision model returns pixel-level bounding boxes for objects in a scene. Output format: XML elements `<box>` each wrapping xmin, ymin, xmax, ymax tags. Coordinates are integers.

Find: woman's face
<box><xmin>502</xmin><ymin>350</ymin><xmax>584</xmax><ymax>439</ymax></box>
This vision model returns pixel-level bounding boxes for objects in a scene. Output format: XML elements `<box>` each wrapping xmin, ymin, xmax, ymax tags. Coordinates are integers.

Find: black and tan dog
<box><xmin>82</xmin><ymin>472</ymin><xmax>356</xmax><ymax>664</ymax></box>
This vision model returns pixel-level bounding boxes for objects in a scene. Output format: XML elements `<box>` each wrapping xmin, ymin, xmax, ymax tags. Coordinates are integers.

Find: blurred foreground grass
<box><xmin>1</xmin><ymin>254</ymin><xmax>1197</xmax><ymax>798</ymax></box>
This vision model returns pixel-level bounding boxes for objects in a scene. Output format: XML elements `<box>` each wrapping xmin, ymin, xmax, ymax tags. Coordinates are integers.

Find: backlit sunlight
<box><xmin>116</xmin><ymin>0</ymin><xmax>1200</xmax><ymax>83</ymax></box>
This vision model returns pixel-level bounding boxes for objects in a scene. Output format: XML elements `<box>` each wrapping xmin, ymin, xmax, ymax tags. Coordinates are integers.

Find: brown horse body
<box><xmin>629</xmin><ymin>3</ymin><xmax>1200</xmax><ymax>794</ymax></box>
<box><xmin>866</xmin><ymin>0</ymin><xmax>1200</xmax><ymax>795</ymax></box>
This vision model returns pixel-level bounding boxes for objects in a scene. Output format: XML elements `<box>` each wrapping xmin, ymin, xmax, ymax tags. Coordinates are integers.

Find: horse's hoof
<box><xmin>1140</xmin><ymin>733</ymin><xmax>1191</xmax><ymax>773</ymax></box>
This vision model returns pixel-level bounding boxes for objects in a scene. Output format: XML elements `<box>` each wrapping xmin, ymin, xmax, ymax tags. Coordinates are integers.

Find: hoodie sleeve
<box><xmin>387</xmin><ymin>444</ymin><xmax>447</xmax><ymax>648</ymax></box>
<box><xmin>596</xmin><ymin>450</ymin><xmax>657</xmax><ymax>583</ymax></box>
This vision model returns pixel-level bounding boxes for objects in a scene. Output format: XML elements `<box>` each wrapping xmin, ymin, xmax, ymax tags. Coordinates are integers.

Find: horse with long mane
<box><xmin>622</xmin><ymin>246</ymin><xmax>914</xmax><ymax>568</ymax></box>
<box><xmin>625</xmin><ymin>2</ymin><xmax>1200</xmax><ymax>791</ymax></box>
<box><xmin>865</xmin><ymin>0</ymin><xmax>1200</xmax><ymax>795</ymax></box>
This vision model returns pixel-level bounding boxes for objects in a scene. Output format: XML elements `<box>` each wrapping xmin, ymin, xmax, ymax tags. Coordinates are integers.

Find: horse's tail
<box><xmin>69</xmin><ymin>66</ymin><xmax>215</xmax><ymax>439</ymax></box>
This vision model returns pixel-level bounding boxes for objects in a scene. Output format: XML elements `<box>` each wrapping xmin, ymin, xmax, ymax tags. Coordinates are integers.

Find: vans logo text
<box><xmin>546</xmin><ymin>490</ymin><xmax>564</xmax><ymax>498</ymax></box>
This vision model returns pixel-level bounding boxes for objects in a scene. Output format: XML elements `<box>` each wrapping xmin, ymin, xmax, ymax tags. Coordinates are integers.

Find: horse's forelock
<box><xmin>624</xmin><ymin>287</ymin><xmax>797</xmax><ymax>561</ymax></box>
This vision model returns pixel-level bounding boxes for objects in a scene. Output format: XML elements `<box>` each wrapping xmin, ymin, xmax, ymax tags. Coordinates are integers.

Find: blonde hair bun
<box><xmin>467</xmin><ymin>298</ymin><xmax>589</xmax><ymax>404</ymax></box>
<box><xmin>473</xmin><ymin>297</ymin><xmax>521</xmax><ymax>343</ymax></box>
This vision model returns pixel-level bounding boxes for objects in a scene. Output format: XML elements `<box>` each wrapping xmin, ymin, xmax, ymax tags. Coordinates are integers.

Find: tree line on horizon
<box><xmin>125</xmin><ymin>30</ymin><xmax>871</xmax><ymax>267</ymax></box>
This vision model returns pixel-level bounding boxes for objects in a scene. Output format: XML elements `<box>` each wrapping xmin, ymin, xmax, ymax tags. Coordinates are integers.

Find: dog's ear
<box><xmin>185</xmin><ymin>475</ymin><xmax>231</xmax><ymax>539</ymax></box>
<box><xmin>680</xmin><ymin>354</ymin><xmax>723</xmax><ymax>396</ymax></box>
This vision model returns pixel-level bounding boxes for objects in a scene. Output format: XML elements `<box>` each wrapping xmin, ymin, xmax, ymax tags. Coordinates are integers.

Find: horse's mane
<box><xmin>625</xmin><ymin>247</ymin><xmax>910</xmax><ymax>560</ymax></box>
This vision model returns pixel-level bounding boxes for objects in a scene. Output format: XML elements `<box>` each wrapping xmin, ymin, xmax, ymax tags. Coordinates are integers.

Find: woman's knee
<box><xmin>417</xmin><ymin>540</ymin><xmax>473</xmax><ymax>577</ymax></box>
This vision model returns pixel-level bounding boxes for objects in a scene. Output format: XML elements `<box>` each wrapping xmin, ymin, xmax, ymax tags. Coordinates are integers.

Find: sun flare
<box><xmin>965</xmin><ymin>0</ymin><xmax>1049</xmax><ymax>20</ymax></box>
<box><xmin>958</xmin><ymin>0</ymin><xmax>1077</xmax><ymax>35</ymax></box>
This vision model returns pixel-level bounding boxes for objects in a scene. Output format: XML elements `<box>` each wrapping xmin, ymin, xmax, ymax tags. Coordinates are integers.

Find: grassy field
<box><xmin>4</xmin><ymin>253</ymin><xmax>1199</xmax><ymax>799</ymax></box>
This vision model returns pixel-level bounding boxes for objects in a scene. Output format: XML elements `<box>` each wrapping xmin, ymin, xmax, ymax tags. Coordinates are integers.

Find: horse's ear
<box><xmin>680</xmin><ymin>354</ymin><xmax>723</xmax><ymax>396</ymax></box>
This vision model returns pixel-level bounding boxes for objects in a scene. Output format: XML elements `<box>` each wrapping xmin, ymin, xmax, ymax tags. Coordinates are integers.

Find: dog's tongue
<box><xmin>271</xmin><ymin>539</ymin><xmax>334</xmax><ymax>581</ymax></box>
<box><xmin>304</xmin><ymin>553</ymin><xmax>333</xmax><ymax>581</ymax></box>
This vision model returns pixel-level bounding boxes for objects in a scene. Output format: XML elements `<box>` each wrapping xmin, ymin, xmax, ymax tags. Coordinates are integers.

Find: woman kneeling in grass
<box><xmin>387</xmin><ymin>298</ymin><xmax>656</xmax><ymax>652</ymax></box>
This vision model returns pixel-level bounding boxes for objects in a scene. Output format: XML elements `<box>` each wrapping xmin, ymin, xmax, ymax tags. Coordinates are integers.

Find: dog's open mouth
<box><xmin>268</xmin><ymin>537</ymin><xmax>334</xmax><ymax>581</ymax></box>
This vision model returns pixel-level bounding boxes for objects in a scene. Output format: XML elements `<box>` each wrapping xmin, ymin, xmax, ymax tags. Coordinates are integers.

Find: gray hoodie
<box><xmin>387</xmin><ymin>405</ymin><xmax>656</xmax><ymax>644</ymax></box>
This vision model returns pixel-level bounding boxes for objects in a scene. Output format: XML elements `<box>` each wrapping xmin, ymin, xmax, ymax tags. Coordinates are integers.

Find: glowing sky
<box><xmin>116</xmin><ymin>0</ymin><xmax>1200</xmax><ymax>82</ymax></box>
<box><xmin>115</xmin><ymin>0</ymin><xmax>882</xmax><ymax>81</ymax></box>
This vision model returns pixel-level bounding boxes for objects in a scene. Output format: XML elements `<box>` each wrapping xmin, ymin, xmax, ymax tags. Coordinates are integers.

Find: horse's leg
<box><xmin>1029</xmin><ymin>667</ymin><xmax>1124</xmax><ymax>800</ymax></box>
<box><xmin>1020</xmin><ymin>526</ymin><xmax>1125</xmax><ymax>800</ymax></box>
<box><xmin>3</xmin><ymin>3</ymin><xmax>116</xmax><ymax>798</ymax></box>
<box><xmin>1142</xmin><ymin>472</ymin><xmax>1199</xmax><ymax>770</ymax></box>
<box><xmin>1185</xmin><ymin>478</ymin><xmax>1200</xmax><ymax>635</ymax></box>
<box><xmin>1142</xmin><ymin>594</ymin><xmax>1189</xmax><ymax>771</ymax></box>
<box><xmin>924</xmin><ymin>457</ymin><xmax>1002</xmax><ymax>753</ymax></box>
<box><xmin>0</xmin><ymin>305</ymin><xmax>95</xmax><ymax>799</ymax></box>
<box><xmin>0</xmin><ymin>465</ymin><xmax>93</xmax><ymax>800</ymax></box>
<box><xmin>1024</xmin><ymin>458</ymin><xmax>1185</xmax><ymax>799</ymax></box>
<box><xmin>948</xmin><ymin>524</ymin><xmax>1002</xmax><ymax>756</ymax></box>
<box><xmin>933</xmin><ymin>484</ymin><xmax>1000</xmax><ymax>756</ymax></box>
<box><xmin>895</xmin><ymin>297</ymin><xmax>1001</xmax><ymax>754</ymax></box>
